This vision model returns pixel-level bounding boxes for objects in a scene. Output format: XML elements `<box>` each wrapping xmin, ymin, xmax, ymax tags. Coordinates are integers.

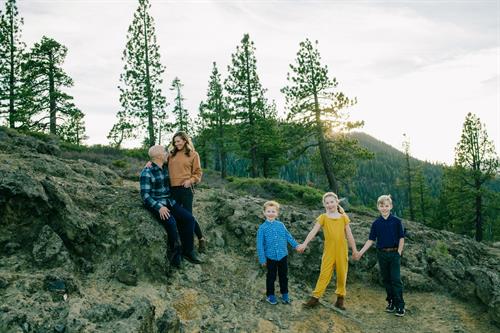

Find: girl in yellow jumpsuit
<box><xmin>297</xmin><ymin>192</ymin><xmax>358</xmax><ymax>310</ymax></box>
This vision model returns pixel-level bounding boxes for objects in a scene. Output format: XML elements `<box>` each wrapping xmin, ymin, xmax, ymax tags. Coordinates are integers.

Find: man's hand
<box><xmin>261</xmin><ymin>263</ymin><xmax>267</xmax><ymax>267</ymax></box>
<box><xmin>182</xmin><ymin>179</ymin><xmax>192</xmax><ymax>188</ymax></box>
<box><xmin>159</xmin><ymin>206</ymin><xmax>170</xmax><ymax>220</ymax></box>
<box><xmin>352</xmin><ymin>251</ymin><xmax>361</xmax><ymax>261</ymax></box>
<box><xmin>145</xmin><ymin>161</ymin><xmax>152</xmax><ymax>168</ymax></box>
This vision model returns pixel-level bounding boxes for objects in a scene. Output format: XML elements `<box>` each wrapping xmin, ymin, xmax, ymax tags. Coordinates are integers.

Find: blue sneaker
<box><xmin>266</xmin><ymin>295</ymin><xmax>277</xmax><ymax>305</ymax></box>
<box><xmin>281</xmin><ymin>293</ymin><xmax>291</xmax><ymax>304</ymax></box>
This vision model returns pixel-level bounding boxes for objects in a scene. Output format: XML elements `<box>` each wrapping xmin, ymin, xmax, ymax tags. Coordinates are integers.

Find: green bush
<box><xmin>226</xmin><ymin>177</ymin><xmax>324</xmax><ymax>207</ymax></box>
<box><xmin>112</xmin><ymin>159</ymin><xmax>128</xmax><ymax>169</ymax></box>
<box><xmin>428</xmin><ymin>240</ymin><xmax>451</xmax><ymax>260</ymax></box>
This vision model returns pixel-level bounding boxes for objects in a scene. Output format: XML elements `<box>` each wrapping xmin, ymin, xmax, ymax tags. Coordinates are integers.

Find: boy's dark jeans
<box><xmin>171</xmin><ymin>186</ymin><xmax>203</xmax><ymax>240</ymax></box>
<box><xmin>377</xmin><ymin>250</ymin><xmax>405</xmax><ymax>309</ymax></box>
<box><xmin>266</xmin><ymin>256</ymin><xmax>288</xmax><ymax>296</ymax></box>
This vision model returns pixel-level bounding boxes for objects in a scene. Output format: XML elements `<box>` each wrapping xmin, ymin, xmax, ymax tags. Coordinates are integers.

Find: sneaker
<box><xmin>385</xmin><ymin>301</ymin><xmax>396</xmax><ymax>313</ymax></box>
<box><xmin>281</xmin><ymin>293</ymin><xmax>291</xmax><ymax>304</ymax></box>
<box><xmin>266</xmin><ymin>295</ymin><xmax>278</xmax><ymax>305</ymax></box>
<box><xmin>395</xmin><ymin>307</ymin><xmax>405</xmax><ymax>317</ymax></box>
<box><xmin>303</xmin><ymin>296</ymin><xmax>319</xmax><ymax>308</ymax></box>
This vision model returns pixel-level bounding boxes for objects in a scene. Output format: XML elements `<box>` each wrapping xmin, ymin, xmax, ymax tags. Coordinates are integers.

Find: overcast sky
<box><xmin>14</xmin><ymin>0</ymin><xmax>500</xmax><ymax>164</ymax></box>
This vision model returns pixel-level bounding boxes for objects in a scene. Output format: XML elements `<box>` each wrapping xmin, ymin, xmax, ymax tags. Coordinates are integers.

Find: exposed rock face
<box><xmin>211</xmin><ymin>191</ymin><xmax>500</xmax><ymax>327</ymax></box>
<box><xmin>0</xmin><ymin>128</ymin><xmax>499</xmax><ymax>332</ymax></box>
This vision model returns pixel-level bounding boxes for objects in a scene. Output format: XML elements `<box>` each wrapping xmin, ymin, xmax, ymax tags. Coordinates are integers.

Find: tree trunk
<box><xmin>217</xmin><ymin>96</ymin><xmax>227</xmax><ymax>179</ymax></box>
<box><xmin>475</xmin><ymin>179</ymin><xmax>483</xmax><ymax>242</ymax></box>
<box><xmin>405</xmin><ymin>152</ymin><xmax>415</xmax><ymax>220</ymax></box>
<box><xmin>143</xmin><ymin>11</ymin><xmax>155</xmax><ymax>146</ymax></box>
<box><xmin>419</xmin><ymin>182</ymin><xmax>425</xmax><ymax>223</ymax></box>
<box><xmin>48</xmin><ymin>52</ymin><xmax>57</xmax><ymax>135</ymax></box>
<box><xmin>262</xmin><ymin>157</ymin><xmax>269</xmax><ymax>178</ymax></box>
<box><xmin>214</xmin><ymin>146</ymin><xmax>221</xmax><ymax>171</ymax></box>
<box><xmin>8</xmin><ymin>12</ymin><xmax>15</xmax><ymax>128</ymax></box>
<box><xmin>244</xmin><ymin>44</ymin><xmax>257</xmax><ymax>178</ymax></box>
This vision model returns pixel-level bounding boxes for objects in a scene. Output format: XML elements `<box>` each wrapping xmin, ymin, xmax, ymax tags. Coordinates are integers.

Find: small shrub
<box><xmin>428</xmin><ymin>240</ymin><xmax>451</xmax><ymax>260</ymax></box>
<box><xmin>112</xmin><ymin>159</ymin><xmax>128</xmax><ymax>169</ymax></box>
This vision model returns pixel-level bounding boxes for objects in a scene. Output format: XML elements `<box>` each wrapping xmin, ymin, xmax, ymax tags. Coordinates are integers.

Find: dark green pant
<box><xmin>377</xmin><ymin>251</ymin><xmax>405</xmax><ymax>309</ymax></box>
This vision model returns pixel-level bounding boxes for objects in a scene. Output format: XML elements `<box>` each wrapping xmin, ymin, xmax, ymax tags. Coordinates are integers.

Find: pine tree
<box><xmin>193</xmin><ymin>102</ymin><xmax>210</xmax><ymax>169</ymax></box>
<box><xmin>412</xmin><ymin>165</ymin><xmax>433</xmax><ymax>224</ymax></box>
<box><xmin>107</xmin><ymin>111</ymin><xmax>134</xmax><ymax>148</ymax></box>
<box><xmin>254</xmin><ymin>99</ymin><xmax>287</xmax><ymax>178</ymax></box>
<box><xmin>109</xmin><ymin>0</ymin><xmax>167</xmax><ymax>147</ymax></box>
<box><xmin>19</xmin><ymin>36</ymin><xmax>85</xmax><ymax>142</ymax></box>
<box><xmin>170</xmin><ymin>77</ymin><xmax>191</xmax><ymax>133</ymax></box>
<box><xmin>402</xmin><ymin>134</ymin><xmax>415</xmax><ymax>220</ymax></box>
<box><xmin>201</xmin><ymin>62</ymin><xmax>233</xmax><ymax>178</ymax></box>
<box><xmin>0</xmin><ymin>0</ymin><xmax>25</xmax><ymax>128</ymax></box>
<box><xmin>225</xmin><ymin>34</ymin><xmax>267</xmax><ymax>178</ymax></box>
<box><xmin>58</xmin><ymin>107</ymin><xmax>87</xmax><ymax>145</ymax></box>
<box><xmin>453</xmin><ymin>113</ymin><xmax>499</xmax><ymax>241</ymax></box>
<box><xmin>282</xmin><ymin>39</ymin><xmax>365</xmax><ymax>193</ymax></box>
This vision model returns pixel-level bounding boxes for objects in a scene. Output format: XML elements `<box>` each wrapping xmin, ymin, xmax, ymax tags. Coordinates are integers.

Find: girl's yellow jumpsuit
<box><xmin>312</xmin><ymin>213</ymin><xmax>350</xmax><ymax>298</ymax></box>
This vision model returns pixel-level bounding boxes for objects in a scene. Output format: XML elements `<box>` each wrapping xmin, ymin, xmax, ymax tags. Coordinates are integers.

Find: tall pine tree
<box><xmin>0</xmin><ymin>0</ymin><xmax>25</xmax><ymax>128</ymax></box>
<box><xmin>282</xmin><ymin>39</ymin><xmax>364</xmax><ymax>193</ymax></box>
<box><xmin>19</xmin><ymin>36</ymin><xmax>85</xmax><ymax>142</ymax></box>
<box><xmin>402</xmin><ymin>134</ymin><xmax>415</xmax><ymax>220</ymax></box>
<box><xmin>453</xmin><ymin>113</ymin><xmax>498</xmax><ymax>241</ymax></box>
<box><xmin>170</xmin><ymin>77</ymin><xmax>191</xmax><ymax>133</ymax></box>
<box><xmin>225</xmin><ymin>34</ymin><xmax>267</xmax><ymax>178</ymax></box>
<box><xmin>109</xmin><ymin>0</ymin><xmax>167</xmax><ymax>147</ymax></box>
<box><xmin>200</xmin><ymin>62</ymin><xmax>233</xmax><ymax>178</ymax></box>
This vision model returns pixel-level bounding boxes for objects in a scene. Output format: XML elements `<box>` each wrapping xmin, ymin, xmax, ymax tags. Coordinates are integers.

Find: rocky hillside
<box><xmin>0</xmin><ymin>127</ymin><xmax>499</xmax><ymax>333</ymax></box>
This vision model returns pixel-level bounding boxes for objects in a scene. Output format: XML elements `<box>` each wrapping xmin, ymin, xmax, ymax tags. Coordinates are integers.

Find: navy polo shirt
<box><xmin>368</xmin><ymin>214</ymin><xmax>405</xmax><ymax>249</ymax></box>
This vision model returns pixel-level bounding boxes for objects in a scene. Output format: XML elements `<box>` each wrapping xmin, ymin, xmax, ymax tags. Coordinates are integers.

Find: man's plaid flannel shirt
<box><xmin>140</xmin><ymin>162</ymin><xmax>175</xmax><ymax>211</ymax></box>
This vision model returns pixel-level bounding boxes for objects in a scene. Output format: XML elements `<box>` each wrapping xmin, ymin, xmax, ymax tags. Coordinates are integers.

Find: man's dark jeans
<box><xmin>148</xmin><ymin>202</ymin><xmax>196</xmax><ymax>261</ymax></box>
<box><xmin>266</xmin><ymin>256</ymin><xmax>288</xmax><ymax>296</ymax></box>
<box><xmin>171</xmin><ymin>186</ymin><xmax>203</xmax><ymax>240</ymax></box>
<box><xmin>377</xmin><ymin>250</ymin><xmax>405</xmax><ymax>309</ymax></box>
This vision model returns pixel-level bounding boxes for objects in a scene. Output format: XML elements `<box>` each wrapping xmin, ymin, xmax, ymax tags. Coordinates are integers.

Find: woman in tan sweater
<box><xmin>168</xmin><ymin>131</ymin><xmax>205</xmax><ymax>252</ymax></box>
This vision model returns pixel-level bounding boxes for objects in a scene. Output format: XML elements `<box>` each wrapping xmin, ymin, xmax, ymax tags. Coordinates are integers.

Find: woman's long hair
<box><xmin>170</xmin><ymin>131</ymin><xmax>195</xmax><ymax>157</ymax></box>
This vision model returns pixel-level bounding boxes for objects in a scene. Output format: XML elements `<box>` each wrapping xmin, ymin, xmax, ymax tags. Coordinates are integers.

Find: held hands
<box><xmin>296</xmin><ymin>243</ymin><xmax>307</xmax><ymax>253</ymax></box>
<box><xmin>159</xmin><ymin>206</ymin><xmax>170</xmax><ymax>220</ymax></box>
<box><xmin>352</xmin><ymin>251</ymin><xmax>362</xmax><ymax>261</ymax></box>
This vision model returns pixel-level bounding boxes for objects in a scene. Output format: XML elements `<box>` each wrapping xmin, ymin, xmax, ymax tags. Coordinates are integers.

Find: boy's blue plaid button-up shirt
<box><xmin>139</xmin><ymin>163</ymin><xmax>175</xmax><ymax>212</ymax></box>
<box><xmin>256</xmin><ymin>219</ymin><xmax>299</xmax><ymax>264</ymax></box>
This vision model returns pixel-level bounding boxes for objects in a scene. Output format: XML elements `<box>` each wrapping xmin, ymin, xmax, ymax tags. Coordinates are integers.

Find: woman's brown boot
<box><xmin>334</xmin><ymin>295</ymin><xmax>346</xmax><ymax>310</ymax></box>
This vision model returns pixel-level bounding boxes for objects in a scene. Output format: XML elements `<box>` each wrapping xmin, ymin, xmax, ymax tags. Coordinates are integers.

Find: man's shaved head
<box><xmin>148</xmin><ymin>145</ymin><xmax>166</xmax><ymax>159</ymax></box>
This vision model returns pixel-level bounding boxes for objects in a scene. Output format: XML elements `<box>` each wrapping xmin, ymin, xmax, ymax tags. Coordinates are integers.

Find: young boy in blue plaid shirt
<box><xmin>257</xmin><ymin>201</ymin><xmax>301</xmax><ymax>305</ymax></box>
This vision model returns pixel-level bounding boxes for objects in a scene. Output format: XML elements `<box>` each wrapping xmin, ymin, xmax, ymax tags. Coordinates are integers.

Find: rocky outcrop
<box><xmin>210</xmin><ymin>190</ymin><xmax>500</xmax><ymax>327</ymax></box>
<box><xmin>1</xmin><ymin>127</ymin><xmax>499</xmax><ymax>332</ymax></box>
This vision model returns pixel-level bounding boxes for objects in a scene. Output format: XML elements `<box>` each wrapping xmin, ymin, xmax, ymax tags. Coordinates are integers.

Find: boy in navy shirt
<box><xmin>355</xmin><ymin>195</ymin><xmax>406</xmax><ymax>316</ymax></box>
<box><xmin>257</xmin><ymin>201</ymin><xmax>301</xmax><ymax>305</ymax></box>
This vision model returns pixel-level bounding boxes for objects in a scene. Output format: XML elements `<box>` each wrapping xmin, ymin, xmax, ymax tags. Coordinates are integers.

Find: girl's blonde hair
<box><xmin>170</xmin><ymin>131</ymin><xmax>195</xmax><ymax>157</ymax></box>
<box><xmin>322</xmin><ymin>192</ymin><xmax>345</xmax><ymax>214</ymax></box>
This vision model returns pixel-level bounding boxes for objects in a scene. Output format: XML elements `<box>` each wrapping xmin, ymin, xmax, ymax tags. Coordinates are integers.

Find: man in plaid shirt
<box><xmin>140</xmin><ymin>145</ymin><xmax>202</xmax><ymax>267</ymax></box>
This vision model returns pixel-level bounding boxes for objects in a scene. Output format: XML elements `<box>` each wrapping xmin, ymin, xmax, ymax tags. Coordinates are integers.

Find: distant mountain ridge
<box><xmin>347</xmin><ymin>132</ymin><xmax>444</xmax><ymax>216</ymax></box>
